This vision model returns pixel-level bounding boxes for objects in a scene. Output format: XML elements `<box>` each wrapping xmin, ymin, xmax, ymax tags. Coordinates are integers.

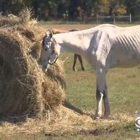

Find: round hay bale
<box><xmin>0</xmin><ymin>26</ymin><xmax>65</xmax><ymax>117</ymax></box>
<box><xmin>0</xmin><ymin>8</ymin><xmax>37</xmax><ymax>28</ymax></box>
<box><xmin>0</xmin><ymin>16</ymin><xmax>20</xmax><ymax>27</ymax></box>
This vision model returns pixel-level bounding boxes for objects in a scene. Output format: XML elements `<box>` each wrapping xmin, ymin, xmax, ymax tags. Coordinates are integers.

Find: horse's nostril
<box><xmin>45</xmin><ymin>48</ymin><xmax>48</xmax><ymax>51</ymax></box>
<box><xmin>43</xmin><ymin>47</ymin><xmax>47</xmax><ymax>51</ymax></box>
<box><xmin>42</xmin><ymin>65</ymin><xmax>47</xmax><ymax>71</ymax></box>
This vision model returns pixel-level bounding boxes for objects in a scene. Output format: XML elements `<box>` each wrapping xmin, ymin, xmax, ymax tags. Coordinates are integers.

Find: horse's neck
<box><xmin>53</xmin><ymin>25</ymin><xmax>111</xmax><ymax>55</ymax></box>
<box><xmin>54</xmin><ymin>30</ymin><xmax>93</xmax><ymax>55</ymax></box>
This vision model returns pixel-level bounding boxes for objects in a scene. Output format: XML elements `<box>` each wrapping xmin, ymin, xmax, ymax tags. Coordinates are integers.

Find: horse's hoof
<box><xmin>103</xmin><ymin>115</ymin><xmax>110</xmax><ymax>119</ymax></box>
<box><xmin>104</xmin><ymin>112</ymin><xmax>110</xmax><ymax>118</ymax></box>
<box><xmin>82</xmin><ymin>68</ymin><xmax>85</xmax><ymax>71</ymax></box>
<box><xmin>92</xmin><ymin>114</ymin><xmax>102</xmax><ymax>120</ymax></box>
<box><xmin>73</xmin><ymin>68</ymin><xmax>77</xmax><ymax>71</ymax></box>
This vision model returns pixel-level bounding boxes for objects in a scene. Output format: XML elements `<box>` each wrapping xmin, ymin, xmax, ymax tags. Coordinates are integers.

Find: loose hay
<box><xmin>0</xmin><ymin>106</ymin><xmax>134</xmax><ymax>135</ymax></box>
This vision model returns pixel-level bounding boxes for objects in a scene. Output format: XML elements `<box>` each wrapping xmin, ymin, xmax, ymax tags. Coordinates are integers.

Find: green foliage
<box><xmin>0</xmin><ymin>0</ymin><xmax>140</xmax><ymax>21</ymax></box>
<box><xmin>112</xmin><ymin>4</ymin><xmax>127</xmax><ymax>15</ymax></box>
<box><xmin>98</xmin><ymin>0</ymin><xmax>110</xmax><ymax>15</ymax></box>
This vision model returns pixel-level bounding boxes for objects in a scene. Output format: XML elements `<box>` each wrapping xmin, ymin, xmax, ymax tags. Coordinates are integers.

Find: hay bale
<box><xmin>0</xmin><ymin>15</ymin><xmax>20</xmax><ymax>27</ymax></box>
<box><xmin>0</xmin><ymin>8</ymin><xmax>37</xmax><ymax>28</ymax></box>
<box><xmin>0</xmin><ymin>18</ymin><xmax>65</xmax><ymax>117</ymax></box>
<box><xmin>18</xmin><ymin>7</ymin><xmax>38</xmax><ymax>26</ymax></box>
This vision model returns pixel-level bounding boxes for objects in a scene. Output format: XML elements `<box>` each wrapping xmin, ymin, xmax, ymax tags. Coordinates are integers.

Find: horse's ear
<box><xmin>46</xmin><ymin>30</ymin><xmax>53</xmax><ymax>38</ymax></box>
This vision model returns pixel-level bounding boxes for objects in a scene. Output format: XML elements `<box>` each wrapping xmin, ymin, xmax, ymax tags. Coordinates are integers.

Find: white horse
<box><xmin>40</xmin><ymin>24</ymin><xmax>140</xmax><ymax>119</ymax></box>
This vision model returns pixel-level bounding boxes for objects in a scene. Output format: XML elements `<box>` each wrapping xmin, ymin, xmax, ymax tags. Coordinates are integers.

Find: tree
<box><xmin>0</xmin><ymin>0</ymin><xmax>140</xmax><ymax>20</ymax></box>
<box><xmin>97</xmin><ymin>0</ymin><xmax>110</xmax><ymax>15</ymax></box>
<box><xmin>110</xmin><ymin>0</ymin><xmax>127</xmax><ymax>15</ymax></box>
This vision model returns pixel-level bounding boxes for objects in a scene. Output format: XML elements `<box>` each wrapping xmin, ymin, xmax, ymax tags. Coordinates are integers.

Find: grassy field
<box><xmin>1</xmin><ymin>23</ymin><xmax>140</xmax><ymax>139</ymax></box>
<box><xmin>42</xmin><ymin>23</ymin><xmax>140</xmax><ymax>139</ymax></box>
<box><xmin>60</xmin><ymin>52</ymin><xmax>140</xmax><ymax>139</ymax></box>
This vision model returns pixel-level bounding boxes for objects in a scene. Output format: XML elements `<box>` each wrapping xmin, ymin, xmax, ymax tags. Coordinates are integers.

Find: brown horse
<box><xmin>51</xmin><ymin>28</ymin><xmax>85</xmax><ymax>71</ymax></box>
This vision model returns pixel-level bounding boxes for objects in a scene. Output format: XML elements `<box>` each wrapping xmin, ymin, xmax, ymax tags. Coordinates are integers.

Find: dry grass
<box><xmin>0</xmin><ymin>105</ymin><xmax>134</xmax><ymax>136</ymax></box>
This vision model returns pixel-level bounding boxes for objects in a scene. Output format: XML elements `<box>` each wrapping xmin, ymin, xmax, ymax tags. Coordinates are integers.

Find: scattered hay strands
<box><xmin>0</xmin><ymin>106</ymin><xmax>134</xmax><ymax>135</ymax></box>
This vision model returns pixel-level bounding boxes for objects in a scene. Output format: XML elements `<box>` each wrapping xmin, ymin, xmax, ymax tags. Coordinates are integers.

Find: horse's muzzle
<box><xmin>42</xmin><ymin>64</ymin><xmax>50</xmax><ymax>72</ymax></box>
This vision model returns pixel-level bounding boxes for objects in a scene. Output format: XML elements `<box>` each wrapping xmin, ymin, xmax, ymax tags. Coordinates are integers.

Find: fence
<box><xmin>78</xmin><ymin>14</ymin><xmax>140</xmax><ymax>24</ymax></box>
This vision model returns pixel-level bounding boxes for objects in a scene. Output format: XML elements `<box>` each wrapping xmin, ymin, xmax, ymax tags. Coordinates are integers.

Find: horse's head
<box><xmin>40</xmin><ymin>30</ymin><xmax>60</xmax><ymax>72</ymax></box>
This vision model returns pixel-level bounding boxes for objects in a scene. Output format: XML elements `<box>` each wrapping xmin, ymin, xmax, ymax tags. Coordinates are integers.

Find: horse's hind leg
<box><xmin>77</xmin><ymin>55</ymin><xmax>85</xmax><ymax>71</ymax></box>
<box><xmin>73</xmin><ymin>54</ymin><xmax>78</xmax><ymax>71</ymax></box>
<box><xmin>95</xmin><ymin>84</ymin><xmax>104</xmax><ymax>118</ymax></box>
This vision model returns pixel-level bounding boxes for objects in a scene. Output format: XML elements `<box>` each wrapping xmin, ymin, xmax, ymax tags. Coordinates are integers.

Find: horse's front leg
<box><xmin>95</xmin><ymin>67</ymin><xmax>110</xmax><ymax>119</ymax></box>
<box><xmin>103</xmin><ymin>84</ymin><xmax>110</xmax><ymax>118</ymax></box>
<box><xmin>95</xmin><ymin>84</ymin><xmax>104</xmax><ymax>119</ymax></box>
